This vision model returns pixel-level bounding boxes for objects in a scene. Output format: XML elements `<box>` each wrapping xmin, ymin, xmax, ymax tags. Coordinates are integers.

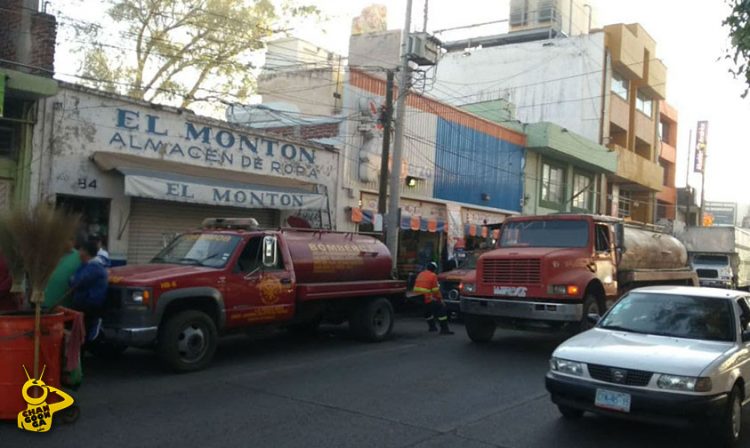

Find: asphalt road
<box><xmin>1</xmin><ymin>317</ymin><xmax>745</xmax><ymax>447</ymax></box>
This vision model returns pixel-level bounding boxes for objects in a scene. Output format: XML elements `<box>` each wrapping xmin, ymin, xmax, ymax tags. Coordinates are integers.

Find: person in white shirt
<box><xmin>91</xmin><ymin>237</ymin><xmax>110</xmax><ymax>267</ymax></box>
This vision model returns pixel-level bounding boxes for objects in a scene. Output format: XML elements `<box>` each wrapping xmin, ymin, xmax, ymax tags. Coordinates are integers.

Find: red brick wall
<box><xmin>0</xmin><ymin>0</ymin><xmax>57</xmax><ymax>75</ymax></box>
<box><xmin>30</xmin><ymin>11</ymin><xmax>56</xmax><ymax>74</ymax></box>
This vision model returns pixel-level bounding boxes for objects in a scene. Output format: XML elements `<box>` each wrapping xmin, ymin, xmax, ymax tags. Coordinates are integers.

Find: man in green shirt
<box><xmin>43</xmin><ymin>239</ymin><xmax>81</xmax><ymax>308</ymax></box>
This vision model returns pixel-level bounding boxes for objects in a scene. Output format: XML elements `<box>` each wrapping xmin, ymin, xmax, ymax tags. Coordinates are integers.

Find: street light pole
<box><xmin>684</xmin><ymin>128</ymin><xmax>692</xmax><ymax>226</ymax></box>
<box><xmin>386</xmin><ymin>0</ymin><xmax>413</xmax><ymax>271</ymax></box>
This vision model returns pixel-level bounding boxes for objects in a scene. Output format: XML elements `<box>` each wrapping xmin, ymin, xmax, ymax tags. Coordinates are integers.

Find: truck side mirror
<box><xmin>262</xmin><ymin>236</ymin><xmax>278</xmax><ymax>268</ymax></box>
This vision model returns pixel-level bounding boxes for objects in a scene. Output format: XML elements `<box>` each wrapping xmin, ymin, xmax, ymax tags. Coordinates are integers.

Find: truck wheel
<box><xmin>350</xmin><ymin>298</ymin><xmax>394</xmax><ymax>342</ymax></box>
<box><xmin>579</xmin><ymin>294</ymin><xmax>603</xmax><ymax>333</ymax></box>
<box><xmin>464</xmin><ymin>315</ymin><xmax>496</xmax><ymax>343</ymax></box>
<box><xmin>158</xmin><ymin>310</ymin><xmax>217</xmax><ymax>373</ymax></box>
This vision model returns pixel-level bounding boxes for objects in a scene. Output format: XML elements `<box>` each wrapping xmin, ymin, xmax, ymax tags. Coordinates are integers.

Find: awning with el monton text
<box><xmin>119</xmin><ymin>168</ymin><xmax>326</xmax><ymax>210</ymax></box>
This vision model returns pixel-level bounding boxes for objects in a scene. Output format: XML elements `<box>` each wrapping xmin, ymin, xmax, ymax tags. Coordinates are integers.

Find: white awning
<box><xmin>119</xmin><ymin>168</ymin><xmax>326</xmax><ymax>210</ymax></box>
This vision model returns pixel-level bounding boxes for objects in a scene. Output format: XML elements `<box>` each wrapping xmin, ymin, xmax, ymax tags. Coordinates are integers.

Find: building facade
<box><xmin>0</xmin><ymin>0</ymin><xmax>58</xmax><ymax>209</ymax></box>
<box><xmin>31</xmin><ymin>84</ymin><xmax>339</xmax><ymax>265</ymax></box>
<box><xmin>657</xmin><ymin>101</ymin><xmax>678</xmax><ymax>221</ymax></box>
<box><xmin>339</xmin><ymin>70</ymin><xmax>526</xmax><ymax>277</ymax></box>
<box><xmin>432</xmin><ymin>22</ymin><xmax>669</xmax><ymax>223</ymax></box>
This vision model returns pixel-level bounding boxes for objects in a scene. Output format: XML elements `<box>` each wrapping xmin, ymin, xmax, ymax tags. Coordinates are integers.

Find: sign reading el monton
<box><xmin>105</xmin><ymin>108</ymin><xmax>335</xmax><ymax>184</ymax></box>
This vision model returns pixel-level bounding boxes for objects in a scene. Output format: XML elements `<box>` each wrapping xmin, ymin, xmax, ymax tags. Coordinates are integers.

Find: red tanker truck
<box><xmin>459</xmin><ymin>214</ymin><xmax>698</xmax><ymax>342</ymax></box>
<box><xmin>99</xmin><ymin>218</ymin><xmax>405</xmax><ymax>372</ymax></box>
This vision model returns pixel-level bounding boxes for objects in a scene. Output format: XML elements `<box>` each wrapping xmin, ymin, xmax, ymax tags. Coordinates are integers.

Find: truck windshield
<box><xmin>458</xmin><ymin>252</ymin><xmax>480</xmax><ymax>270</ymax></box>
<box><xmin>499</xmin><ymin>220</ymin><xmax>589</xmax><ymax>248</ymax></box>
<box><xmin>152</xmin><ymin>233</ymin><xmax>242</xmax><ymax>268</ymax></box>
<box><xmin>693</xmin><ymin>255</ymin><xmax>729</xmax><ymax>266</ymax></box>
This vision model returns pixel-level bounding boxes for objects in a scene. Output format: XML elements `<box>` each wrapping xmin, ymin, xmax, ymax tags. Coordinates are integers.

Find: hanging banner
<box><xmin>693</xmin><ymin>121</ymin><xmax>708</xmax><ymax>173</ymax></box>
<box><xmin>124</xmin><ymin>173</ymin><xmax>326</xmax><ymax>210</ymax></box>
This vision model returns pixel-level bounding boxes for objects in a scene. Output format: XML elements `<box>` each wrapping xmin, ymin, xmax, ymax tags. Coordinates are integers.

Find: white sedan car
<box><xmin>546</xmin><ymin>286</ymin><xmax>750</xmax><ymax>447</ymax></box>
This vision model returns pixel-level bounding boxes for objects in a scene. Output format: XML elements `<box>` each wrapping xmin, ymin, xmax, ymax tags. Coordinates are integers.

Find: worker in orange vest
<box><xmin>413</xmin><ymin>262</ymin><xmax>454</xmax><ymax>335</ymax></box>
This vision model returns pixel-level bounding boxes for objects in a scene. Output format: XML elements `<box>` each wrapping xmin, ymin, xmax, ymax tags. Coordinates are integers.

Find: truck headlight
<box><xmin>548</xmin><ymin>285</ymin><xmax>580</xmax><ymax>296</ymax></box>
<box><xmin>550</xmin><ymin>357</ymin><xmax>585</xmax><ymax>376</ymax></box>
<box><xmin>129</xmin><ymin>289</ymin><xmax>151</xmax><ymax>306</ymax></box>
<box><xmin>657</xmin><ymin>375</ymin><xmax>712</xmax><ymax>392</ymax></box>
<box><xmin>461</xmin><ymin>282</ymin><xmax>476</xmax><ymax>294</ymax></box>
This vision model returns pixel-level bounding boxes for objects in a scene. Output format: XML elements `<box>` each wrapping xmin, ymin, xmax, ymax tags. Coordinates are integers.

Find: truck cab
<box><xmin>691</xmin><ymin>253</ymin><xmax>734</xmax><ymax>288</ymax></box>
<box><xmin>459</xmin><ymin>214</ymin><xmax>696</xmax><ymax>343</ymax></box>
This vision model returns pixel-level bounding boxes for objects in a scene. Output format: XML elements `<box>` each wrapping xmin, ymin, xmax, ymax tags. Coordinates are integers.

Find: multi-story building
<box><xmin>461</xmin><ymin>100</ymin><xmax>617</xmax><ymax>216</ymax></box>
<box><xmin>243</xmin><ymin>34</ymin><xmax>527</xmax><ymax>276</ymax></box>
<box><xmin>0</xmin><ymin>0</ymin><xmax>58</xmax><ymax>210</ymax></box>
<box><xmin>657</xmin><ymin>101</ymin><xmax>678</xmax><ymax>221</ymax></box>
<box><xmin>432</xmin><ymin>18</ymin><xmax>668</xmax><ymax>223</ymax></box>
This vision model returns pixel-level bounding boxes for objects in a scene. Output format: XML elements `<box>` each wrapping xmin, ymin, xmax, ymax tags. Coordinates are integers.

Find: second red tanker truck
<box><xmin>459</xmin><ymin>214</ymin><xmax>698</xmax><ymax>342</ymax></box>
<box><xmin>99</xmin><ymin>218</ymin><xmax>406</xmax><ymax>371</ymax></box>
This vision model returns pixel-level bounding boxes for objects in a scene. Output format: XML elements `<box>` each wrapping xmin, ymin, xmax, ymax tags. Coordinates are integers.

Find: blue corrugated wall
<box><xmin>433</xmin><ymin>118</ymin><xmax>524</xmax><ymax>212</ymax></box>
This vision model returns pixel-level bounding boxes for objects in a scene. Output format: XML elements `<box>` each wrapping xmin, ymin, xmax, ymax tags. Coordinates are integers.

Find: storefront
<box><xmin>31</xmin><ymin>84</ymin><xmax>338</xmax><ymax>264</ymax></box>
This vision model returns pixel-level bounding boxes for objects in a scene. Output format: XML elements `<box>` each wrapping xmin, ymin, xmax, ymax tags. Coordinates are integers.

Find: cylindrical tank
<box><xmin>282</xmin><ymin>230</ymin><xmax>393</xmax><ymax>283</ymax></box>
<box><xmin>619</xmin><ymin>225</ymin><xmax>688</xmax><ymax>271</ymax></box>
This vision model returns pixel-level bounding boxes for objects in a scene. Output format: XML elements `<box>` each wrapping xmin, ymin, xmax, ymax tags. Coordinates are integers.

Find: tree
<box><xmin>73</xmin><ymin>0</ymin><xmax>319</xmax><ymax>109</ymax></box>
<box><xmin>724</xmin><ymin>0</ymin><xmax>750</xmax><ymax>97</ymax></box>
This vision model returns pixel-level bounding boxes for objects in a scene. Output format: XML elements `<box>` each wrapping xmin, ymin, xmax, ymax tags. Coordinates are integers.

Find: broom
<box><xmin>3</xmin><ymin>204</ymin><xmax>79</xmax><ymax>378</ymax></box>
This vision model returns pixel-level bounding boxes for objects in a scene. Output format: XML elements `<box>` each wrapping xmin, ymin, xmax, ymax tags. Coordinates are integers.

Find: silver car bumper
<box><xmin>461</xmin><ymin>296</ymin><xmax>583</xmax><ymax>322</ymax></box>
<box><xmin>102</xmin><ymin>326</ymin><xmax>158</xmax><ymax>346</ymax></box>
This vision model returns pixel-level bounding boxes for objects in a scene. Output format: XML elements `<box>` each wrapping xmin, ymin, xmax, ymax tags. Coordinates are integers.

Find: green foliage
<box><xmin>74</xmin><ymin>0</ymin><xmax>320</xmax><ymax>109</ymax></box>
<box><xmin>724</xmin><ymin>0</ymin><xmax>750</xmax><ymax>97</ymax></box>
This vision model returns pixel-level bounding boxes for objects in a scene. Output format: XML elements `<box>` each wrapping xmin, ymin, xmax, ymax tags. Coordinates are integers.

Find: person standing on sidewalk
<box><xmin>43</xmin><ymin>238</ymin><xmax>81</xmax><ymax>309</ymax></box>
<box><xmin>70</xmin><ymin>240</ymin><xmax>109</xmax><ymax>341</ymax></box>
<box><xmin>413</xmin><ymin>262</ymin><xmax>454</xmax><ymax>335</ymax></box>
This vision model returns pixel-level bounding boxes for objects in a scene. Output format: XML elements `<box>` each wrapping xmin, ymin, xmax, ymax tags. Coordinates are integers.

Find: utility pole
<box><xmin>386</xmin><ymin>0</ymin><xmax>413</xmax><ymax>270</ymax></box>
<box><xmin>684</xmin><ymin>128</ymin><xmax>692</xmax><ymax>226</ymax></box>
<box><xmin>377</xmin><ymin>70</ymin><xmax>394</xmax><ymax>215</ymax></box>
<box><xmin>699</xmin><ymin>144</ymin><xmax>708</xmax><ymax>226</ymax></box>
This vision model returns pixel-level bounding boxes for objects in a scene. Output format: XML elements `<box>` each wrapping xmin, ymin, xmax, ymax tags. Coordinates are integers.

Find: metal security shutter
<box><xmin>127</xmin><ymin>199</ymin><xmax>278</xmax><ymax>264</ymax></box>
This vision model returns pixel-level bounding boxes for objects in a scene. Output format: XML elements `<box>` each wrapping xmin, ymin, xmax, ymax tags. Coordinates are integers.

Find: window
<box><xmin>500</xmin><ymin>220</ymin><xmax>589</xmax><ymax>248</ymax></box>
<box><xmin>611</xmin><ymin>72</ymin><xmax>628</xmax><ymax>100</ymax></box>
<box><xmin>595</xmin><ymin>224</ymin><xmax>611</xmax><ymax>253</ymax></box>
<box><xmin>236</xmin><ymin>236</ymin><xmax>283</xmax><ymax>273</ymax></box>
<box><xmin>510</xmin><ymin>0</ymin><xmax>529</xmax><ymax>26</ymax></box>
<box><xmin>599</xmin><ymin>292</ymin><xmax>736</xmax><ymax>342</ymax></box>
<box><xmin>659</xmin><ymin>120</ymin><xmax>670</xmax><ymax>143</ymax></box>
<box><xmin>537</xmin><ymin>0</ymin><xmax>554</xmax><ymax>22</ymax></box>
<box><xmin>660</xmin><ymin>161</ymin><xmax>670</xmax><ymax>186</ymax></box>
<box><xmin>618</xmin><ymin>190</ymin><xmax>631</xmax><ymax>218</ymax></box>
<box><xmin>571</xmin><ymin>172</ymin><xmax>594</xmax><ymax>212</ymax></box>
<box><xmin>540</xmin><ymin>160</ymin><xmax>566</xmax><ymax>208</ymax></box>
<box><xmin>152</xmin><ymin>233</ymin><xmax>242</xmax><ymax>268</ymax></box>
<box><xmin>636</xmin><ymin>90</ymin><xmax>653</xmax><ymax>117</ymax></box>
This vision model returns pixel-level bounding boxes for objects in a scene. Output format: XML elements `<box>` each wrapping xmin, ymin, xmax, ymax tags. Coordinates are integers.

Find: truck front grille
<box><xmin>696</xmin><ymin>269</ymin><xmax>718</xmax><ymax>279</ymax></box>
<box><xmin>481</xmin><ymin>259</ymin><xmax>541</xmax><ymax>285</ymax></box>
<box><xmin>587</xmin><ymin>364</ymin><xmax>653</xmax><ymax>387</ymax></box>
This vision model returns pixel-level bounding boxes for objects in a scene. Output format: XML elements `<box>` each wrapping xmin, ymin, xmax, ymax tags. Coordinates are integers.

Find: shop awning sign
<box><xmin>122</xmin><ymin>170</ymin><xmax>325</xmax><ymax>210</ymax></box>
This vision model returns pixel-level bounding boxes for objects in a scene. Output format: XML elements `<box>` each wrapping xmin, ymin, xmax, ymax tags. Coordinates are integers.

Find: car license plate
<box><xmin>594</xmin><ymin>389</ymin><xmax>631</xmax><ymax>413</ymax></box>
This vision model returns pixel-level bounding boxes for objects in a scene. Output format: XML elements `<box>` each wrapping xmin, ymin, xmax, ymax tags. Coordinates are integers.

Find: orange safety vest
<box><xmin>413</xmin><ymin>270</ymin><xmax>442</xmax><ymax>304</ymax></box>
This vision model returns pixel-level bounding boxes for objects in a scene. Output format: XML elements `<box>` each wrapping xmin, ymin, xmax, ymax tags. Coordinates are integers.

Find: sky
<box><xmin>51</xmin><ymin>0</ymin><xmax>749</xmax><ymax>212</ymax></box>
